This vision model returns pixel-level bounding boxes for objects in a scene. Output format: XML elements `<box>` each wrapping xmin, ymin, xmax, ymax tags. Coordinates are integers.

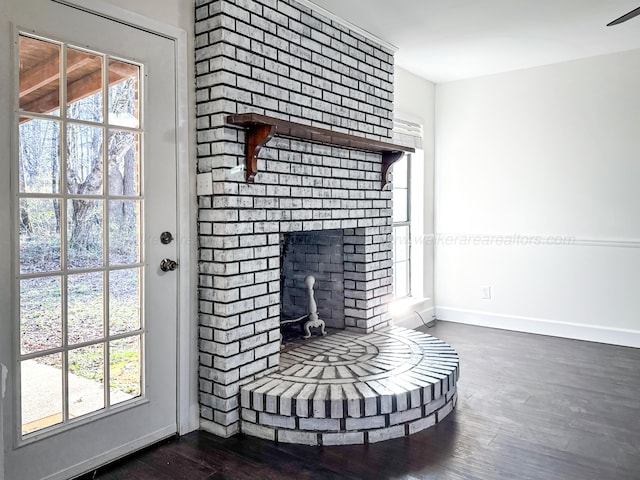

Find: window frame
<box><xmin>392</xmin><ymin>153</ymin><xmax>412</xmax><ymax>300</ymax></box>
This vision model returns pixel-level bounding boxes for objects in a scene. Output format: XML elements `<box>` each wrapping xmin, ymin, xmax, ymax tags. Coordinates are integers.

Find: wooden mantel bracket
<box><xmin>246</xmin><ymin>124</ymin><xmax>276</xmax><ymax>182</ymax></box>
<box><xmin>381</xmin><ymin>151</ymin><xmax>406</xmax><ymax>189</ymax></box>
<box><xmin>227</xmin><ymin>113</ymin><xmax>414</xmax><ymax>188</ymax></box>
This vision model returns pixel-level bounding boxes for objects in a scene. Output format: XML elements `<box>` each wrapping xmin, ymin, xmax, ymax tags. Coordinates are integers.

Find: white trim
<box><xmin>41</xmin><ymin>426</ymin><xmax>175</xmax><ymax>480</ymax></box>
<box><xmin>433</xmin><ymin>232</ymin><xmax>640</xmax><ymax>249</ymax></box>
<box><xmin>391</xmin><ymin>299</ymin><xmax>435</xmax><ymax>330</ymax></box>
<box><xmin>52</xmin><ymin>0</ymin><xmax>183</xmax><ymax>39</ymax></box>
<box><xmin>175</xmin><ymin>35</ymin><xmax>200</xmax><ymax>435</ymax></box>
<box><xmin>435</xmin><ymin>307</ymin><xmax>640</xmax><ymax>348</ymax></box>
<box><xmin>52</xmin><ymin>0</ymin><xmax>198</xmax><ymax>435</ymax></box>
<box><xmin>300</xmin><ymin>0</ymin><xmax>398</xmax><ymax>53</ymax></box>
<box><xmin>571</xmin><ymin>238</ymin><xmax>640</xmax><ymax>249</ymax></box>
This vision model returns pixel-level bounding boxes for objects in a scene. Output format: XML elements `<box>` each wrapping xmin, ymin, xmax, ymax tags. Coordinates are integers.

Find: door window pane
<box><xmin>109</xmin><ymin>268</ymin><xmax>141</xmax><ymax>335</ymax></box>
<box><xmin>109</xmin><ymin>336</ymin><xmax>141</xmax><ymax>404</ymax></box>
<box><xmin>67</xmin><ymin>123</ymin><xmax>103</xmax><ymax>195</ymax></box>
<box><xmin>20</xmin><ymin>276</ymin><xmax>62</xmax><ymax>355</ymax></box>
<box><xmin>18</xmin><ymin>117</ymin><xmax>60</xmax><ymax>193</ymax></box>
<box><xmin>108</xmin><ymin>130</ymin><xmax>140</xmax><ymax>196</ymax></box>
<box><xmin>109</xmin><ymin>200</ymin><xmax>141</xmax><ymax>265</ymax></box>
<box><xmin>67</xmin><ymin>48</ymin><xmax>103</xmax><ymax>122</ymax></box>
<box><xmin>69</xmin><ymin>344</ymin><xmax>105</xmax><ymax>418</ymax></box>
<box><xmin>67</xmin><ymin>199</ymin><xmax>104</xmax><ymax>269</ymax></box>
<box><xmin>19</xmin><ymin>198</ymin><xmax>61</xmax><ymax>273</ymax></box>
<box><xmin>68</xmin><ymin>272</ymin><xmax>104</xmax><ymax>345</ymax></box>
<box><xmin>21</xmin><ymin>354</ymin><xmax>63</xmax><ymax>435</ymax></box>
<box><xmin>108</xmin><ymin>60</ymin><xmax>140</xmax><ymax>128</ymax></box>
<box><xmin>19</xmin><ymin>35</ymin><xmax>61</xmax><ymax>115</ymax></box>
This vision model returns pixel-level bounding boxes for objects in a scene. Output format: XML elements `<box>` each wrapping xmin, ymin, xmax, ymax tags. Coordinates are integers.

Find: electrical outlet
<box><xmin>481</xmin><ymin>286</ymin><xmax>492</xmax><ymax>300</ymax></box>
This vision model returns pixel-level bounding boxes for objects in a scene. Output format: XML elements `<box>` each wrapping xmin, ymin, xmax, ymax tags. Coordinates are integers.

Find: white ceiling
<box><xmin>308</xmin><ymin>0</ymin><xmax>640</xmax><ymax>83</ymax></box>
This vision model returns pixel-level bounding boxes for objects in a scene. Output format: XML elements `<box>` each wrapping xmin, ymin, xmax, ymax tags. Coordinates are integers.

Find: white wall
<box><xmin>435</xmin><ymin>49</ymin><xmax>640</xmax><ymax>346</ymax></box>
<box><xmin>393</xmin><ymin>67</ymin><xmax>436</xmax><ymax>304</ymax></box>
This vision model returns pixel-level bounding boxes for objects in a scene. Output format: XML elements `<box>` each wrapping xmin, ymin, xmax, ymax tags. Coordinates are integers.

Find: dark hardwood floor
<box><xmin>78</xmin><ymin>322</ymin><xmax>640</xmax><ymax>479</ymax></box>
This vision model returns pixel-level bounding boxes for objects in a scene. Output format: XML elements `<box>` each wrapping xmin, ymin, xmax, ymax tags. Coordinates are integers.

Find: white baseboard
<box><xmin>436</xmin><ymin>307</ymin><xmax>640</xmax><ymax>348</ymax></box>
<box><xmin>393</xmin><ymin>301</ymin><xmax>436</xmax><ymax>330</ymax></box>
<box><xmin>43</xmin><ymin>426</ymin><xmax>176</xmax><ymax>480</ymax></box>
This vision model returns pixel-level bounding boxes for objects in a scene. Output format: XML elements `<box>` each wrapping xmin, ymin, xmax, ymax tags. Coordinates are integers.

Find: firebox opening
<box><xmin>280</xmin><ymin>229</ymin><xmax>345</xmax><ymax>339</ymax></box>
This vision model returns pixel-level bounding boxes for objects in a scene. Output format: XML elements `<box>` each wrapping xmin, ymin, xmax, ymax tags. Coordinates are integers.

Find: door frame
<box><xmin>0</xmin><ymin>0</ymin><xmax>198</xmax><ymax>474</ymax></box>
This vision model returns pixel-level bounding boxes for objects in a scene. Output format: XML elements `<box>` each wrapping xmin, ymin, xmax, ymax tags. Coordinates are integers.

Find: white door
<box><xmin>3</xmin><ymin>1</ymin><xmax>179</xmax><ymax>478</ymax></box>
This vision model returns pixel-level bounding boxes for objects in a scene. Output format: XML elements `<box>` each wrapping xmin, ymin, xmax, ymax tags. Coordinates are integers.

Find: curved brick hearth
<box><xmin>240</xmin><ymin>326</ymin><xmax>459</xmax><ymax>445</ymax></box>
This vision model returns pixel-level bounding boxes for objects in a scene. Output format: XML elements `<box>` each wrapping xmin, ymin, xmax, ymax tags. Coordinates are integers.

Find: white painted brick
<box><xmin>240</xmin><ymin>283</ymin><xmax>268</xmax><ymax>299</ymax></box>
<box><xmin>254</xmin><ymin>341</ymin><xmax>280</xmax><ymax>359</ymax></box>
<box><xmin>277</xmin><ymin>429</ymin><xmax>318</xmax><ymax>445</ymax></box>
<box><xmin>345</xmin><ymin>415</ymin><xmax>385</xmax><ymax>431</ymax></box>
<box><xmin>196</xmin><ymin>172</ymin><xmax>213</xmax><ymax>196</ymax></box>
<box><xmin>240</xmin><ymin>332</ymin><xmax>268</xmax><ymax>351</ymax></box>
<box><xmin>424</xmin><ymin>394</ymin><xmax>447</xmax><ymax>416</ymax></box>
<box><xmin>436</xmin><ymin>398</ymin><xmax>455</xmax><ymax>423</ymax></box>
<box><xmin>367</xmin><ymin>424</ymin><xmax>406</xmax><ymax>444</ymax></box>
<box><xmin>322</xmin><ymin>432</ymin><xmax>365</xmax><ymax>446</ymax></box>
<box><xmin>241</xmin><ymin>408</ymin><xmax>257</xmax><ymax>423</ymax></box>
<box><xmin>295</xmin><ymin>384</ymin><xmax>317</xmax><ymax>417</ymax></box>
<box><xmin>214</xmin><ymin>350</ymin><xmax>254</xmax><ymax>371</ymax></box>
<box><xmin>214</xmin><ymin>408</ymin><xmax>239</xmax><ymax>426</ymax></box>
<box><xmin>298</xmin><ymin>417</ymin><xmax>340</xmax><ymax>432</ymax></box>
<box><xmin>202</xmin><ymin>419</ymin><xmax>239</xmax><ymax>438</ymax></box>
<box><xmin>214</xmin><ymin>324</ymin><xmax>254</xmax><ymax>344</ymax></box>
<box><xmin>240</xmin><ymin>421</ymin><xmax>275</xmax><ymax>441</ymax></box>
<box><xmin>408</xmin><ymin>413</ymin><xmax>436</xmax><ymax>435</ymax></box>
<box><xmin>389</xmin><ymin>406</ymin><xmax>422</xmax><ymax>426</ymax></box>
<box><xmin>196</xmin><ymin>0</ymin><xmax>398</xmax><ymax>435</ymax></box>
<box><xmin>214</xmin><ymin>298</ymin><xmax>255</xmax><ymax>317</ymax></box>
<box><xmin>240</xmin><ymin>308</ymin><xmax>268</xmax><ymax>325</ymax></box>
<box><xmin>259</xmin><ymin>411</ymin><xmax>296</xmax><ymax>429</ymax></box>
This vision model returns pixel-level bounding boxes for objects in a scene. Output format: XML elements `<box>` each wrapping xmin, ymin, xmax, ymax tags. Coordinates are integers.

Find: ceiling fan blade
<box><xmin>607</xmin><ymin>5</ymin><xmax>640</xmax><ymax>25</ymax></box>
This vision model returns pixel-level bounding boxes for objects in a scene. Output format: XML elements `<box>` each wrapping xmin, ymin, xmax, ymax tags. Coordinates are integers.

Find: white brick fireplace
<box><xmin>194</xmin><ymin>0</ymin><xmax>402</xmax><ymax>437</ymax></box>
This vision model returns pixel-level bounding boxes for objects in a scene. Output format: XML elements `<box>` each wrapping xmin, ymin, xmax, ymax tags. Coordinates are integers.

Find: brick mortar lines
<box><xmin>196</xmin><ymin>3</ymin><xmax>395</xmax><ymax>78</ymax></box>
<box><xmin>195</xmin><ymin>0</ymin><xmax>396</xmax><ymax>434</ymax></box>
<box><xmin>194</xmin><ymin>1</ymin><xmax>394</xmax><ymax>139</ymax></box>
<box><xmin>196</xmin><ymin>22</ymin><xmax>394</xmax><ymax>85</ymax></box>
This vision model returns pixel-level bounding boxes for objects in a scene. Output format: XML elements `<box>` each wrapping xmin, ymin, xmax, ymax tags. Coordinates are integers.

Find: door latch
<box><xmin>160</xmin><ymin>231</ymin><xmax>174</xmax><ymax>244</ymax></box>
<box><xmin>160</xmin><ymin>258</ymin><xmax>178</xmax><ymax>272</ymax></box>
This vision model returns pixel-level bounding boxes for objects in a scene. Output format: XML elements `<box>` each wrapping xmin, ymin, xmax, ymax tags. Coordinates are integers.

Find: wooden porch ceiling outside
<box><xmin>19</xmin><ymin>35</ymin><xmax>138</xmax><ymax>116</ymax></box>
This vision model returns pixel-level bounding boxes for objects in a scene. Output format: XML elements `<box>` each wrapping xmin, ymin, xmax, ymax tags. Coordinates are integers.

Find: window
<box><xmin>392</xmin><ymin>154</ymin><xmax>411</xmax><ymax>299</ymax></box>
<box><xmin>391</xmin><ymin>115</ymin><xmax>424</xmax><ymax>301</ymax></box>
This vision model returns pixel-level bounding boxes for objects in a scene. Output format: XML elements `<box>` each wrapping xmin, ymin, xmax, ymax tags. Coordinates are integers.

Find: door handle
<box><xmin>160</xmin><ymin>258</ymin><xmax>178</xmax><ymax>272</ymax></box>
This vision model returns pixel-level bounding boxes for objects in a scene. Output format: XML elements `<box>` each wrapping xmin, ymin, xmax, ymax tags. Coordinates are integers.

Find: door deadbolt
<box><xmin>160</xmin><ymin>258</ymin><xmax>179</xmax><ymax>272</ymax></box>
<box><xmin>160</xmin><ymin>231</ymin><xmax>174</xmax><ymax>244</ymax></box>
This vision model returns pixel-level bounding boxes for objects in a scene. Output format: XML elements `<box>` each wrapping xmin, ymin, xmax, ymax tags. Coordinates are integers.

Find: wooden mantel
<box><xmin>226</xmin><ymin>113</ymin><xmax>414</xmax><ymax>188</ymax></box>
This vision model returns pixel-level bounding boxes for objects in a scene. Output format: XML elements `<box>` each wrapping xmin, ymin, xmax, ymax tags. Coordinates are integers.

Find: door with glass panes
<box><xmin>4</xmin><ymin>1</ymin><xmax>179</xmax><ymax>479</ymax></box>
